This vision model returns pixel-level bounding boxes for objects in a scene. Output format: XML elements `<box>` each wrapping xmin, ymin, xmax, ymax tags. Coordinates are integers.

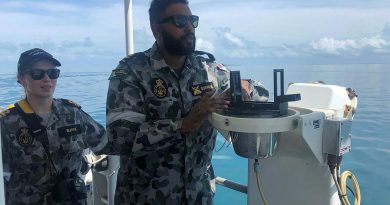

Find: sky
<box><xmin>1</xmin><ymin>0</ymin><xmax>390</xmax><ymax>73</ymax></box>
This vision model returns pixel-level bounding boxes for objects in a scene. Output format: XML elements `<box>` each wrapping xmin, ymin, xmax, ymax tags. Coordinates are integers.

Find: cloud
<box><xmin>60</xmin><ymin>37</ymin><xmax>94</xmax><ymax>49</ymax></box>
<box><xmin>211</xmin><ymin>27</ymin><xmax>264</xmax><ymax>58</ymax></box>
<box><xmin>361</xmin><ymin>36</ymin><xmax>389</xmax><ymax>52</ymax></box>
<box><xmin>311</xmin><ymin>34</ymin><xmax>390</xmax><ymax>56</ymax></box>
<box><xmin>191</xmin><ymin>0</ymin><xmax>390</xmax><ymax>9</ymax></box>
<box><xmin>0</xmin><ymin>1</ymin><xmax>126</xmax><ymax>40</ymax></box>
<box><xmin>0</xmin><ymin>1</ymin><xmax>130</xmax><ymax>72</ymax></box>
<box><xmin>223</xmin><ymin>32</ymin><xmax>245</xmax><ymax>48</ymax></box>
<box><xmin>0</xmin><ymin>1</ymin><xmax>80</xmax><ymax>12</ymax></box>
<box><xmin>200</xmin><ymin>27</ymin><xmax>303</xmax><ymax>61</ymax></box>
<box><xmin>0</xmin><ymin>38</ymin><xmax>96</xmax><ymax>60</ymax></box>
<box><xmin>196</xmin><ymin>38</ymin><xmax>215</xmax><ymax>53</ymax></box>
<box><xmin>268</xmin><ymin>44</ymin><xmax>302</xmax><ymax>58</ymax></box>
<box><xmin>1</xmin><ymin>0</ymin><xmax>390</xmax><ymax>71</ymax></box>
<box><xmin>311</xmin><ymin>38</ymin><xmax>359</xmax><ymax>55</ymax></box>
<box><xmin>195</xmin><ymin>22</ymin><xmax>390</xmax><ymax>65</ymax></box>
<box><xmin>381</xmin><ymin>22</ymin><xmax>390</xmax><ymax>39</ymax></box>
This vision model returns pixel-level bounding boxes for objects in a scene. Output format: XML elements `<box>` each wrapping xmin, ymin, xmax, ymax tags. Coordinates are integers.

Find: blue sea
<box><xmin>1</xmin><ymin>64</ymin><xmax>389</xmax><ymax>205</ymax></box>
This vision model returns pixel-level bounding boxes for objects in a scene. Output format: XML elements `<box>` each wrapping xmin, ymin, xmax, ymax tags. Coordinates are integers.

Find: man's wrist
<box><xmin>180</xmin><ymin>117</ymin><xmax>193</xmax><ymax>133</ymax></box>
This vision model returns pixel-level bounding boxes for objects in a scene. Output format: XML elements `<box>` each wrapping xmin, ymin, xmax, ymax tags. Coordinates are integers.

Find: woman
<box><xmin>0</xmin><ymin>48</ymin><xmax>107</xmax><ymax>205</ymax></box>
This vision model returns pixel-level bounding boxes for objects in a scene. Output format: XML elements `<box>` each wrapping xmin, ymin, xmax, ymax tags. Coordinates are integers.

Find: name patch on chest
<box><xmin>191</xmin><ymin>82</ymin><xmax>215</xmax><ymax>96</ymax></box>
<box><xmin>16</xmin><ymin>127</ymin><xmax>34</xmax><ymax>147</ymax></box>
<box><xmin>151</xmin><ymin>78</ymin><xmax>168</xmax><ymax>98</ymax></box>
<box><xmin>58</xmin><ymin>124</ymin><xmax>82</xmax><ymax>138</ymax></box>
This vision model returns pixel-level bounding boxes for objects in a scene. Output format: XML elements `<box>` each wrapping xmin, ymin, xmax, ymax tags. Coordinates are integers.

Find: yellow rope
<box><xmin>255</xmin><ymin>172</ymin><xmax>269</xmax><ymax>205</ymax></box>
<box><xmin>340</xmin><ymin>171</ymin><xmax>361</xmax><ymax>205</ymax></box>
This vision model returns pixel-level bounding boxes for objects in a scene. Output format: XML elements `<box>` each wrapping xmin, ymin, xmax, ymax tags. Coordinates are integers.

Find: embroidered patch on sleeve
<box><xmin>191</xmin><ymin>82</ymin><xmax>215</xmax><ymax>96</ymax></box>
<box><xmin>109</xmin><ymin>68</ymin><xmax>129</xmax><ymax>80</ymax></box>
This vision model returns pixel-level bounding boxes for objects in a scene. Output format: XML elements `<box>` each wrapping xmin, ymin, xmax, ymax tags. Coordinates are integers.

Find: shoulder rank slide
<box><xmin>61</xmin><ymin>99</ymin><xmax>81</xmax><ymax>109</ymax></box>
<box><xmin>0</xmin><ymin>104</ymin><xmax>17</xmax><ymax>118</ymax></box>
<box><xmin>109</xmin><ymin>68</ymin><xmax>129</xmax><ymax>80</ymax></box>
<box><xmin>0</xmin><ymin>108</ymin><xmax>10</xmax><ymax>118</ymax></box>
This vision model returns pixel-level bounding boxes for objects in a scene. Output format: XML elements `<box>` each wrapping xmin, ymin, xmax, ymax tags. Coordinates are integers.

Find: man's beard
<box><xmin>162</xmin><ymin>30</ymin><xmax>196</xmax><ymax>56</ymax></box>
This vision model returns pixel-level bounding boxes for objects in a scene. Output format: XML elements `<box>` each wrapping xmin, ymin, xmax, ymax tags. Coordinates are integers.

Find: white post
<box><xmin>93</xmin><ymin>1</ymin><xmax>135</xmax><ymax>204</ymax></box>
<box><xmin>124</xmin><ymin>0</ymin><xmax>134</xmax><ymax>55</ymax></box>
<box><xmin>91</xmin><ymin>1</ymin><xmax>134</xmax><ymax>204</ymax></box>
<box><xmin>0</xmin><ymin>122</ymin><xmax>5</xmax><ymax>205</ymax></box>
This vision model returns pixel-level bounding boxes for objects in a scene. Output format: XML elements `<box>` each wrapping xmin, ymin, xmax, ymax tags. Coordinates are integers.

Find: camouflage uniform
<box><xmin>105</xmin><ymin>43</ymin><xmax>268</xmax><ymax>205</ymax></box>
<box><xmin>0</xmin><ymin>98</ymin><xmax>107</xmax><ymax>205</ymax></box>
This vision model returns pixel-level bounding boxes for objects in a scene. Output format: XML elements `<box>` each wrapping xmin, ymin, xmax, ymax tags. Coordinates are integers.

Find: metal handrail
<box><xmin>215</xmin><ymin>176</ymin><xmax>247</xmax><ymax>194</ymax></box>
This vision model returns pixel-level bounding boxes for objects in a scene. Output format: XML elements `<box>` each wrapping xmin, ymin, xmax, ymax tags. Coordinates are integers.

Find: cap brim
<box><xmin>42</xmin><ymin>56</ymin><xmax>61</xmax><ymax>67</ymax></box>
<box><xmin>25</xmin><ymin>56</ymin><xmax>61</xmax><ymax>69</ymax></box>
<box><xmin>49</xmin><ymin>57</ymin><xmax>61</xmax><ymax>67</ymax></box>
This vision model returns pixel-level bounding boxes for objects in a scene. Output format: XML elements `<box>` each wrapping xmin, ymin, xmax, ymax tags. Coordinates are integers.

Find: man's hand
<box><xmin>181</xmin><ymin>91</ymin><xmax>229</xmax><ymax>133</ymax></box>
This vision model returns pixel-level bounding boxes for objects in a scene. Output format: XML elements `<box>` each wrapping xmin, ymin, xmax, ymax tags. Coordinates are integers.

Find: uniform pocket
<box><xmin>61</xmin><ymin>138</ymin><xmax>84</xmax><ymax>153</ymax></box>
<box><xmin>10</xmin><ymin>135</ymin><xmax>48</xmax><ymax>167</ymax></box>
<box><xmin>57</xmin><ymin>124</ymin><xmax>85</xmax><ymax>153</ymax></box>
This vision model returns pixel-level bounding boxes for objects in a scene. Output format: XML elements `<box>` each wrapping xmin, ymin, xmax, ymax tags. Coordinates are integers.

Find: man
<box><xmin>105</xmin><ymin>0</ymin><xmax>268</xmax><ymax>204</ymax></box>
<box><xmin>0</xmin><ymin>48</ymin><xmax>107</xmax><ymax>204</ymax></box>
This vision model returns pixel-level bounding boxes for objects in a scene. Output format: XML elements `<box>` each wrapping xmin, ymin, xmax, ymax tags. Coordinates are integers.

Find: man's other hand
<box><xmin>181</xmin><ymin>91</ymin><xmax>229</xmax><ymax>133</ymax></box>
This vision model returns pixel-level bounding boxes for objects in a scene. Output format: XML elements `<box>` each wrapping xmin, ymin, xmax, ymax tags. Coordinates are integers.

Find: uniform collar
<box><xmin>16</xmin><ymin>99</ymin><xmax>34</xmax><ymax>114</ymax></box>
<box><xmin>148</xmin><ymin>42</ymin><xmax>169</xmax><ymax>71</ymax></box>
<box><xmin>46</xmin><ymin>99</ymin><xmax>62</xmax><ymax>126</ymax></box>
<box><xmin>17</xmin><ymin>99</ymin><xmax>59</xmax><ymax>127</ymax></box>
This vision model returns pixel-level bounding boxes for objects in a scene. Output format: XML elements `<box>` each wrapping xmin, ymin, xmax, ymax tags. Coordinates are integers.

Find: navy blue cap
<box><xmin>17</xmin><ymin>48</ymin><xmax>61</xmax><ymax>73</ymax></box>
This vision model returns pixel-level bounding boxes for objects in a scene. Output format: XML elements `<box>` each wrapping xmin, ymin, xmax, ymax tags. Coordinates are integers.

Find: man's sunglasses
<box><xmin>26</xmin><ymin>68</ymin><xmax>61</xmax><ymax>80</ymax></box>
<box><xmin>158</xmin><ymin>15</ymin><xmax>199</xmax><ymax>28</ymax></box>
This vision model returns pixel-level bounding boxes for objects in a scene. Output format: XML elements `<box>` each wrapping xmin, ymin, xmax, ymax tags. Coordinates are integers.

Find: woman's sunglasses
<box><xmin>26</xmin><ymin>68</ymin><xmax>61</xmax><ymax>80</ymax></box>
<box><xmin>158</xmin><ymin>15</ymin><xmax>199</xmax><ymax>28</ymax></box>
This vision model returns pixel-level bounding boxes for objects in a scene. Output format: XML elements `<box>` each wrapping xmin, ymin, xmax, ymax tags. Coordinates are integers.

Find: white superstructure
<box><xmin>211</xmin><ymin>82</ymin><xmax>359</xmax><ymax>205</ymax></box>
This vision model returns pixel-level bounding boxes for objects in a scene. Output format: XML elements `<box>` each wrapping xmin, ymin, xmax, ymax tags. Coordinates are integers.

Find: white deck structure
<box><xmin>210</xmin><ymin>83</ymin><xmax>358</xmax><ymax>205</ymax></box>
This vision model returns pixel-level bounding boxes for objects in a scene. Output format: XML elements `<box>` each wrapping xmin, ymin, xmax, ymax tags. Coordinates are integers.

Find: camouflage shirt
<box><xmin>105</xmin><ymin>43</ymin><xmax>268</xmax><ymax>205</ymax></box>
<box><xmin>0</xmin><ymin>98</ymin><xmax>106</xmax><ymax>205</ymax></box>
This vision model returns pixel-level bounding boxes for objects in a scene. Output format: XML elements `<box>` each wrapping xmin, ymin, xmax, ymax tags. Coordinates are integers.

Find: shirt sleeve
<box><xmin>1</xmin><ymin>119</ymin><xmax>12</xmax><ymax>181</ymax></box>
<box><xmin>79</xmin><ymin>109</ymin><xmax>107</xmax><ymax>155</ymax></box>
<box><xmin>103</xmin><ymin>65</ymin><xmax>182</xmax><ymax>157</ymax></box>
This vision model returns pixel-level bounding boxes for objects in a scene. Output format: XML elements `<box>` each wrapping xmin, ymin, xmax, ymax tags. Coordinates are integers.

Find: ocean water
<box><xmin>1</xmin><ymin>64</ymin><xmax>389</xmax><ymax>205</ymax></box>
